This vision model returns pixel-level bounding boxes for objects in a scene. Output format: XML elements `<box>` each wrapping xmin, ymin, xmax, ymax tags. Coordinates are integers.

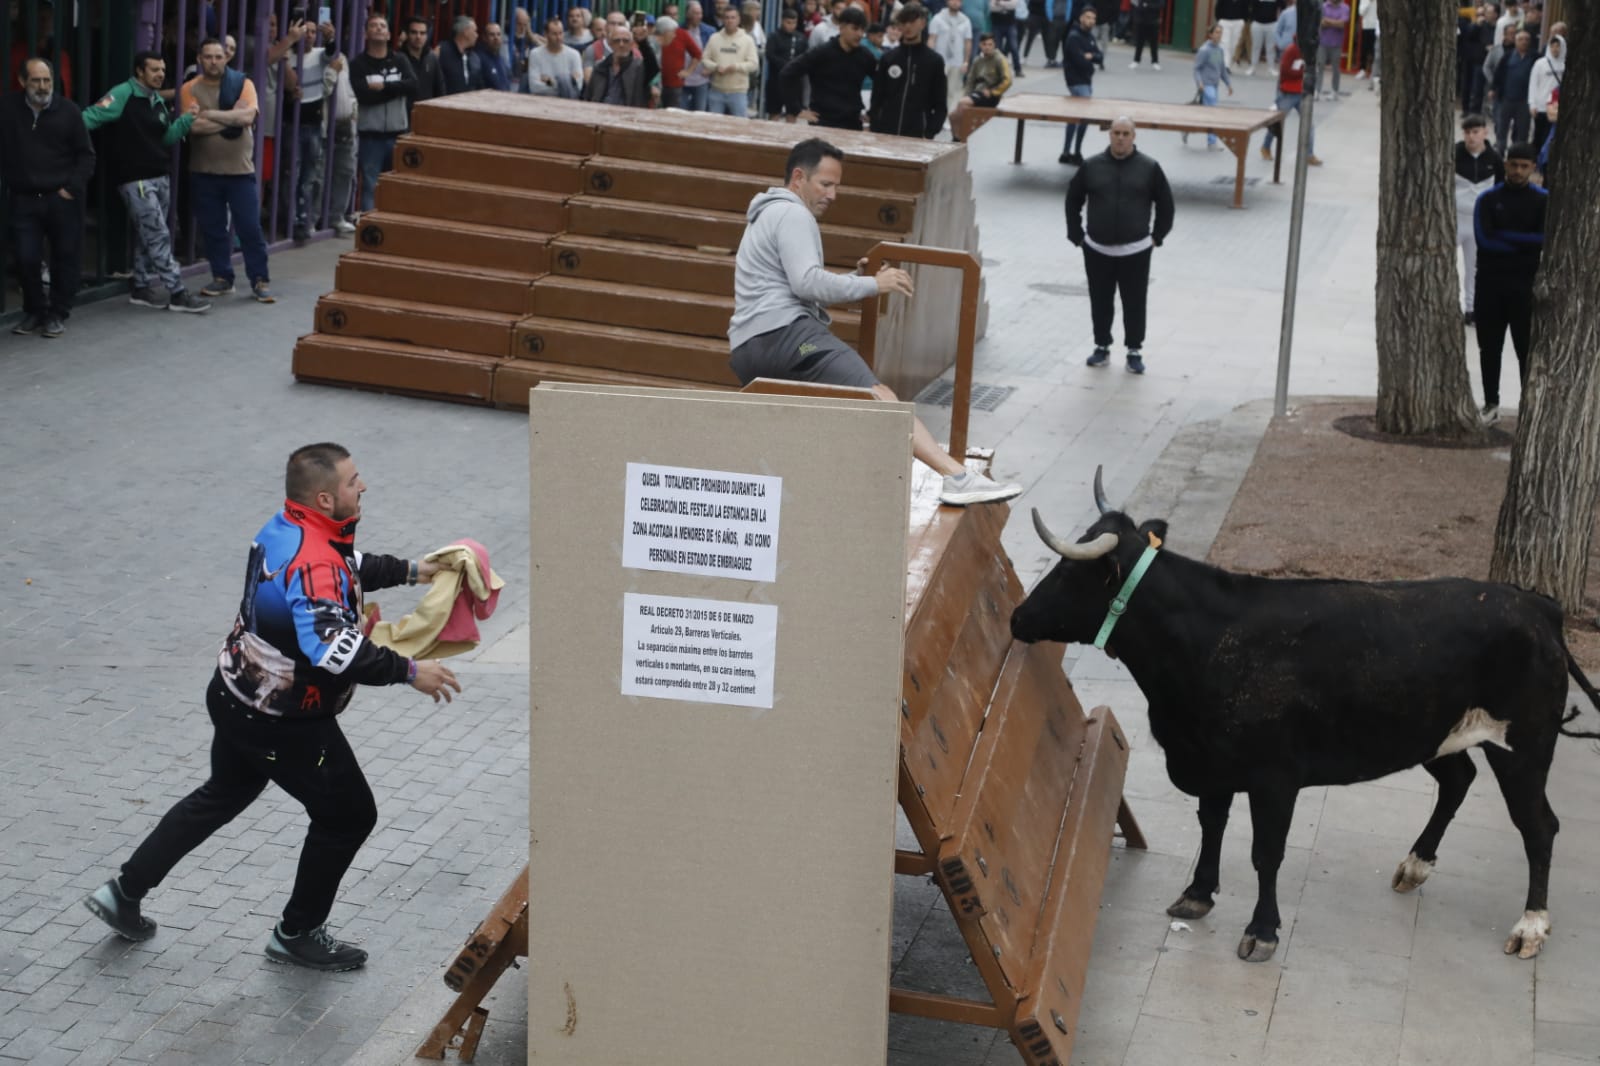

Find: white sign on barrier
<box><xmin>620</xmin><ymin>592</ymin><xmax>777</xmax><ymax>709</ymax></box>
<box><xmin>621</xmin><ymin>462</ymin><xmax>782</xmax><ymax>583</ymax></box>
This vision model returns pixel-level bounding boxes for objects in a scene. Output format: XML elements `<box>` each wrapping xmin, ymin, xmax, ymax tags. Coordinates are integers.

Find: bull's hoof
<box><xmin>1391</xmin><ymin>852</ymin><xmax>1435</xmax><ymax>893</ymax></box>
<box><xmin>1236</xmin><ymin>931</ymin><xmax>1279</xmax><ymax>963</ymax></box>
<box><xmin>1166</xmin><ymin>895</ymin><xmax>1215</xmax><ymax>920</ymax></box>
<box><xmin>1502</xmin><ymin>909</ymin><xmax>1550</xmax><ymax>959</ymax></box>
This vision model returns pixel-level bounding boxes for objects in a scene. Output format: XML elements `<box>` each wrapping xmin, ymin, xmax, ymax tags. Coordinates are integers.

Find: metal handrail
<box><xmin>857</xmin><ymin>241</ymin><xmax>982</xmax><ymax>465</ymax></box>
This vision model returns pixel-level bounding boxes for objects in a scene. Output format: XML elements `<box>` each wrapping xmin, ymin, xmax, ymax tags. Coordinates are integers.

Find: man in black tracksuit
<box><xmin>784</xmin><ymin>6</ymin><xmax>876</xmax><ymax>129</ymax></box>
<box><xmin>1472</xmin><ymin>141</ymin><xmax>1546</xmax><ymax>422</ymax></box>
<box><xmin>869</xmin><ymin>3</ymin><xmax>947</xmax><ymax>139</ymax></box>
<box><xmin>765</xmin><ymin>8</ymin><xmax>808</xmax><ymax>117</ymax></box>
<box><xmin>1065</xmin><ymin>117</ymin><xmax>1175</xmax><ymax>374</ymax></box>
<box><xmin>0</xmin><ymin>59</ymin><xmax>96</xmax><ymax>338</ymax></box>
<box><xmin>1058</xmin><ymin>8</ymin><xmax>1103</xmax><ymax>163</ymax></box>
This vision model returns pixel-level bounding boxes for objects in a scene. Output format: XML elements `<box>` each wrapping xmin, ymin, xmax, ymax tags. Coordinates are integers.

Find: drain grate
<box><xmin>917</xmin><ymin>381</ymin><xmax>1016</xmax><ymax>412</ymax></box>
<box><xmin>1209</xmin><ymin>175</ymin><xmax>1263</xmax><ymax>186</ymax></box>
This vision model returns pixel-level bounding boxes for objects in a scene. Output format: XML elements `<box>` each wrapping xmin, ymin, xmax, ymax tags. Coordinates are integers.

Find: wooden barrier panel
<box><xmin>489</xmin><ymin>358</ymin><xmax>724</xmax><ymax>407</ymax></box>
<box><xmin>316</xmin><ymin>293</ymin><xmax>519</xmax><ymax>358</ymax></box>
<box><xmin>334</xmin><ymin>253</ymin><xmax>538</xmax><ymax>316</ymax></box>
<box><xmin>292</xmin><ymin>333</ymin><xmax>501</xmax><ymax>403</ymax></box>
<box><xmin>354</xmin><ymin>213</ymin><xmax>551</xmax><ymax>274</ymax></box>
<box><xmin>511</xmin><ymin>316</ymin><xmax>740</xmax><ymax>385</ymax></box>
<box><xmin>529</xmin><ymin>275</ymin><xmax>860</xmax><ymax>344</ymax></box>
<box><xmin>579</xmin><ymin>155</ymin><xmax>918</xmax><ymax>234</ymax></box>
<box><xmin>374</xmin><ymin>173</ymin><xmax>568</xmax><ymax>233</ymax></box>
<box><xmin>547</xmin><ymin>233</ymin><xmax>736</xmax><ymax>296</ymax></box>
<box><xmin>409</xmin><ymin>94</ymin><xmax>600</xmax><ymax>156</ymax></box>
<box><xmin>393</xmin><ymin>135</ymin><xmax>586</xmax><ymax>193</ymax></box>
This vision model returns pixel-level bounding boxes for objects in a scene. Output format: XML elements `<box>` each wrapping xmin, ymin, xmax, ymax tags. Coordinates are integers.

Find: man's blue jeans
<box><xmin>1063</xmin><ymin>82</ymin><xmax>1093</xmax><ymax>155</ymax></box>
<box><xmin>357</xmin><ymin>132</ymin><xmax>397</xmax><ymax>213</ymax></box>
<box><xmin>191</xmin><ymin>172</ymin><xmax>269</xmax><ymax>285</ymax></box>
<box><xmin>1261</xmin><ymin>89</ymin><xmax>1314</xmax><ymax>156</ymax></box>
<box><xmin>682</xmin><ymin>82</ymin><xmax>710</xmax><ymax>110</ymax></box>
<box><xmin>707</xmin><ymin>88</ymin><xmax>748</xmax><ymax>116</ymax></box>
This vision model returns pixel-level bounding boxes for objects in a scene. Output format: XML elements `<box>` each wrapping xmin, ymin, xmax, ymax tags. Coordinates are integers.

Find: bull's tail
<box><xmin>1561</xmin><ymin>652</ymin><xmax>1600</xmax><ymax>739</ymax></box>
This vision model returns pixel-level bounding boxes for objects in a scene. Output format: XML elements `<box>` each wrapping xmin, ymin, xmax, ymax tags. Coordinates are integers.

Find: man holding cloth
<box><xmin>1066</xmin><ymin>117</ymin><xmax>1175</xmax><ymax>375</ymax></box>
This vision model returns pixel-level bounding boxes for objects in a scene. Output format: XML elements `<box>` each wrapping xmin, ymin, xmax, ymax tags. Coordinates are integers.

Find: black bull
<box><xmin>1009</xmin><ymin>475</ymin><xmax>1600</xmax><ymax>963</ymax></box>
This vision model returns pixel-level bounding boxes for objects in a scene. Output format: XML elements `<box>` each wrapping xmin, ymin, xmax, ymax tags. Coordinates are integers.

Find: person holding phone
<box><xmin>349</xmin><ymin>14</ymin><xmax>417</xmax><ymax>212</ymax></box>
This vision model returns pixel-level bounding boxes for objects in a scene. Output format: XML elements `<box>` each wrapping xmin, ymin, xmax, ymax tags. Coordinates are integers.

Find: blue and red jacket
<box><xmin>217</xmin><ymin>501</ymin><xmax>411</xmax><ymax>718</ymax></box>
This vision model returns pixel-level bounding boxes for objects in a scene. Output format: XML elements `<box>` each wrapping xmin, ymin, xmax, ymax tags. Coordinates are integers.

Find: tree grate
<box><xmin>917</xmin><ymin>382</ymin><xmax>1016</xmax><ymax>412</ymax></box>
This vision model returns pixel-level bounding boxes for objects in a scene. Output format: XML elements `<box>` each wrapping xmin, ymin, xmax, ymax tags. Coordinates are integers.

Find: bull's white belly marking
<box><xmin>1435</xmin><ymin>707</ymin><xmax>1512</xmax><ymax>758</ymax></box>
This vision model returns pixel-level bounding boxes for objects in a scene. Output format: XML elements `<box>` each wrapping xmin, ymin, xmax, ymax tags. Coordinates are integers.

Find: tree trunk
<box><xmin>1372</xmin><ymin>0</ymin><xmax>1481</xmax><ymax>437</ymax></box>
<box><xmin>1489</xmin><ymin>2</ymin><xmax>1600</xmax><ymax>611</ymax></box>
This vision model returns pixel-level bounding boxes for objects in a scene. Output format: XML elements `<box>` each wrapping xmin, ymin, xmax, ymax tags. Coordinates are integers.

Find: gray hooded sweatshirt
<box><xmin>728</xmin><ymin>187</ymin><xmax>878</xmax><ymax>351</ymax></box>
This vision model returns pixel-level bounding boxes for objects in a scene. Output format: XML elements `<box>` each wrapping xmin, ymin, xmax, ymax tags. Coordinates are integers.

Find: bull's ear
<box><xmin>1137</xmin><ymin>519</ymin><xmax>1169</xmax><ymax>545</ymax></box>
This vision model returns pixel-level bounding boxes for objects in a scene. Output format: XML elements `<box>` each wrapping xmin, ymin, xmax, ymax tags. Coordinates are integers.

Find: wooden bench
<box><xmin>292</xmin><ymin>333</ymin><xmax>502</xmax><ymax>404</ymax></box>
<box><xmin>334</xmin><ymin>253</ymin><xmax>538</xmax><ymax>316</ymax></box>
<box><xmin>959</xmin><ymin>92</ymin><xmax>1286</xmax><ymax>209</ymax></box>
<box><xmin>511</xmin><ymin>316</ymin><xmax>740</xmax><ymax>385</ymax></box>
<box><xmin>354</xmin><ymin>212</ymin><xmax>551</xmax><ymax>274</ymax></box>
<box><xmin>374</xmin><ymin>173</ymin><xmax>568</xmax><ymax>233</ymax></box>
<box><xmin>391</xmin><ymin>135</ymin><xmax>585</xmax><ymax>193</ymax></box>
<box><xmin>529</xmin><ymin>274</ymin><xmax>861</xmax><ymax>344</ymax></box>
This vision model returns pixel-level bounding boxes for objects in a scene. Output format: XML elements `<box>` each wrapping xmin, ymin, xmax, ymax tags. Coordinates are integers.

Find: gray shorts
<box><xmin>729</xmin><ymin>315</ymin><xmax>879</xmax><ymax>389</ymax></box>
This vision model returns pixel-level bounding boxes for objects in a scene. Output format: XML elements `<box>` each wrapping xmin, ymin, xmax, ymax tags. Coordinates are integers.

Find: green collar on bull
<box><xmin>1094</xmin><ymin>538</ymin><xmax>1162</xmax><ymax>651</ymax></box>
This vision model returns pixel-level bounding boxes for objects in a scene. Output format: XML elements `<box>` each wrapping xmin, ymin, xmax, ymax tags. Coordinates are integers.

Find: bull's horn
<box><xmin>1093</xmin><ymin>465</ymin><xmax>1112</xmax><ymax>515</ymax></box>
<box><xmin>1033</xmin><ymin>509</ymin><xmax>1120</xmax><ymax>560</ymax></box>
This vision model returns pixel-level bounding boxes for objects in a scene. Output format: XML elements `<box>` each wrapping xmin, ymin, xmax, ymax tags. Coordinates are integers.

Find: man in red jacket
<box><xmin>1259</xmin><ymin>40</ymin><xmax>1321</xmax><ymax>165</ymax></box>
<box><xmin>654</xmin><ymin>15</ymin><xmax>704</xmax><ymax>108</ymax></box>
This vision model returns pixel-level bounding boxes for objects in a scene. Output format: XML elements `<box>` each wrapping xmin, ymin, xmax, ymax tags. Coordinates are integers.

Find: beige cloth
<box><xmin>367</xmin><ymin>543</ymin><xmax>506</xmax><ymax>660</ymax></box>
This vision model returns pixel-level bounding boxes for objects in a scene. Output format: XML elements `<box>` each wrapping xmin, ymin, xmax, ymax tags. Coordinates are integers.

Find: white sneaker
<box><xmin>1245</xmin><ymin>65</ymin><xmax>1256</xmax><ymax>76</ymax></box>
<box><xmin>1151</xmin><ymin>62</ymin><xmax>1161</xmax><ymax>70</ymax></box>
<box><xmin>940</xmin><ymin>470</ymin><xmax>1024</xmax><ymax>506</ymax></box>
<box><xmin>1129</xmin><ymin>60</ymin><xmax>1140</xmax><ymax>68</ymax></box>
<box><xmin>334</xmin><ymin>219</ymin><xmax>356</xmax><ymax>235</ymax></box>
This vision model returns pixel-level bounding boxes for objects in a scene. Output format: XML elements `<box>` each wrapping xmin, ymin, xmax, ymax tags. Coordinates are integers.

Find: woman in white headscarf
<box><xmin>1528</xmin><ymin>34</ymin><xmax>1564</xmax><ymax>150</ymax></box>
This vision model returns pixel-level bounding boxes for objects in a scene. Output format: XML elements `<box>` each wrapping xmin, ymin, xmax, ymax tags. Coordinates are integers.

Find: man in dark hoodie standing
<box><xmin>1472</xmin><ymin>141</ymin><xmax>1545</xmax><ymax>424</ymax></box>
<box><xmin>1065</xmin><ymin>117</ymin><xmax>1175</xmax><ymax>374</ymax></box>
<box><xmin>350</xmin><ymin>14</ymin><xmax>417</xmax><ymax>214</ymax></box>
<box><xmin>401</xmin><ymin>17</ymin><xmax>447</xmax><ymax>108</ymax></box>
<box><xmin>785</xmin><ymin>6</ymin><xmax>875</xmax><ymax>129</ymax></box>
<box><xmin>82</xmin><ymin>51</ymin><xmax>209</xmax><ymax>314</ymax></box>
<box><xmin>0</xmin><ymin>59</ymin><xmax>95</xmax><ymax>338</ymax></box>
<box><xmin>729</xmin><ymin>137</ymin><xmax>1022</xmax><ymax>506</ymax></box>
<box><xmin>765</xmin><ymin>8</ymin><xmax>808</xmax><ymax>117</ymax></box>
<box><xmin>869</xmin><ymin>3</ymin><xmax>947</xmax><ymax>139</ymax></box>
<box><xmin>1058</xmin><ymin>6</ymin><xmax>1103</xmax><ymax>165</ymax></box>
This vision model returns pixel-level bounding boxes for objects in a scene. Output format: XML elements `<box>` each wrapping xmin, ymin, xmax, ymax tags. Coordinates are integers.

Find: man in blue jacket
<box><xmin>1472</xmin><ymin>141</ymin><xmax>1546</xmax><ymax>424</ymax></box>
<box><xmin>1059</xmin><ymin>6</ymin><xmax>1103</xmax><ymax>164</ymax></box>
<box><xmin>84</xmin><ymin>444</ymin><xmax>462</xmax><ymax>970</ymax></box>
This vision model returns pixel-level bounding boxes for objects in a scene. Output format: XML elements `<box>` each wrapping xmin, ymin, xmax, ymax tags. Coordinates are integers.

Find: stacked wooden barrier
<box><xmin>292</xmin><ymin>93</ymin><xmax>985</xmax><ymax>407</ymax></box>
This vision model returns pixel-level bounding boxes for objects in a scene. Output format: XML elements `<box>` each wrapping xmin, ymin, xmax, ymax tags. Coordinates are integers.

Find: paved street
<box><xmin>1</xmin><ymin>48</ymin><xmax>1581</xmax><ymax>1066</ymax></box>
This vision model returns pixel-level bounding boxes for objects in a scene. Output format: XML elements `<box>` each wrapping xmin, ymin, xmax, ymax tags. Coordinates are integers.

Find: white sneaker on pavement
<box><xmin>940</xmin><ymin>471</ymin><xmax>1024</xmax><ymax>506</ymax></box>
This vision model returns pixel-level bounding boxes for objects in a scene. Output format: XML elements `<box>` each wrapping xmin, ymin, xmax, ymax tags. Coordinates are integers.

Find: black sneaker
<box><xmin>1086</xmin><ymin>347</ymin><xmax>1111</xmax><ymax>368</ymax></box>
<box><xmin>84</xmin><ymin>878</ymin><xmax>158</xmax><ymax>942</ymax></box>
<box><xmin>265</xmin><ymin>923</ymin><xmax>368</xmax><ymax>971</ymax></box>
<box><xmin>1059</xmin><ymin>152</ymin><xmax>1073</xmax><ymax>164</ymax></box>
<box><xmin>129</xmin><ymin>287</ymin><xmax>168</xmax><ymax>309</ymax></box>
<box><xmin>41</xmin><ymin>316</ymin><xmax>65</xmax><ymax>338</ymax></box>
<box><xmin>1126</xmin><ymin>351</ymin><xmax>1146</xmax><ymax>374</ymax></box>
<box><xmin>167</xmin><ymin>288</ymin><xmax>212</xmax><ymax>314</ymax></box>
<box><xmin>11</xmin><ymin>314</ymin><xmax>43</xmax><ymax>335</ymax></box>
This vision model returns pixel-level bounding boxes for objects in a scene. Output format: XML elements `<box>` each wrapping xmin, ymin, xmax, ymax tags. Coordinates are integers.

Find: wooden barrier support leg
<box><xmin>1014</xmin><ymin>119</ymin><xmax>1027</xmax><ymax>164</ymax></box>
<box><xmin>1117</xmin><ymin>797</ymin><xmax>1148</xmax><ymax>850</ymax></box>
<box><xmin>417</xmin><ymin>909</ymin><xmax>528</xmax><ymax>1061</ymax></box>
<box><xmin>1227</xmin><ymin>134</ymin><xmax>1248</xmax><ymax>209</ymax></box>
<box><xmin>1272</xmin><ymin>116</ymin><xmax>1285</xmax><ymax>185</ymax></box>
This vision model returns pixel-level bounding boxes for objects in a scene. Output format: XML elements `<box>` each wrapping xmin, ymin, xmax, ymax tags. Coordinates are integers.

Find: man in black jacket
<box><xmin>0</xmin><ymin>59</ymin><xmax>95</xmax><ymax>338</ymax></box>
<box><xmin>439</xmin><ymin>15</ymin><xmax>487</xmax><ymax>95</ymax></box>
<box><xmin>1472</xmin><ymin>141</ymin><xmax>1546</xmax><ymax>423</ymax></box>
<box><xmin>1058</xmin><ymin>7</ymin><xmax>1103</xmax><ymax>164</ymax></box>
<box><xmin>785</xmin><ymin>7</ymin><xmax>875</xmax><ymax>129</ymax></box>
<box><xmin>1065</xmin><ymin>117</ymin><xmax>1175</xmax><ymax>374</ymax></box>
<box><xmin>350</xmin><ymin>14</ymin><xmax>418</xmax><ymax>214</ymax></box>
<box><xmin>869</xmin><ymin>3</ymin><xmax>946</xmax><ymax>138</ymax></box>
<box><xmin>585</xmin><ymin>20</ymin><xmax>651</xmax><ymax>106</ymax></box>
<box><xmin>401</xmin><ymin>16</ymin><xmax>448</xmax><ymax>109</ymax></box>
<box><xmin>766</xmin><ymin>8</ymin><xmax>808</xmax><ymax>117</ymax></box>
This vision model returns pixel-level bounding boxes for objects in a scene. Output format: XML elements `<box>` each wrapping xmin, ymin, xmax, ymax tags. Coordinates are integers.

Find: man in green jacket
<box><xmin>83</xmin><ymin>50</ymin><xmax>210</xmax><ymax>312</ymax></box>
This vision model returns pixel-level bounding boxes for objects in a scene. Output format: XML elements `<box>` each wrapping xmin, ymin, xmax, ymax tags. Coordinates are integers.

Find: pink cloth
<box><xmin>438</xmin><ymin>538</ymin><xmax>500</xmax><ymax>644</ymax></box>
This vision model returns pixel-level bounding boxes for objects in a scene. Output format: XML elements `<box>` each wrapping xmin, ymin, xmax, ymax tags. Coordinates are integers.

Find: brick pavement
<box><xmin>1</xmin><ymin>46</ymin><xmax>1580</xmax><ymax>1066</ymax></box>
